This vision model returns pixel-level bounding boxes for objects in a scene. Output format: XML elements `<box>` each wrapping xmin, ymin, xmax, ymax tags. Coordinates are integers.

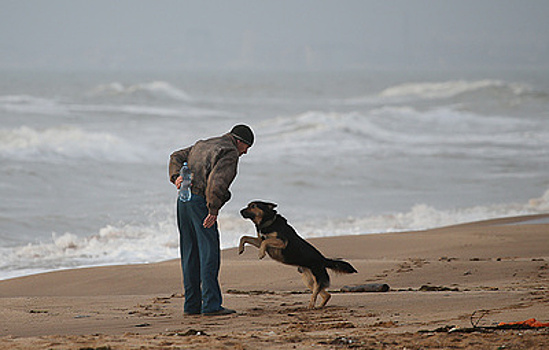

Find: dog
<box><xmin>238</xmin><ymin>201</ymin><xmax>357</xmax><ymax>309</ymax></box>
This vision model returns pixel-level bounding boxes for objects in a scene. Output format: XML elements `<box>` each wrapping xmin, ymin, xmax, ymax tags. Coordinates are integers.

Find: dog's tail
<box><xmin>324</xmin><ymin>258</ymin><xmax>357</xmax><ymax>274</ymax></box>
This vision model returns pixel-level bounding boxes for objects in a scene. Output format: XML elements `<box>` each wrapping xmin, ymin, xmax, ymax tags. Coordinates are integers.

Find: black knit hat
<box><xmin>230</xmin><ymin>124</ymin><xmax>254</xmax><ymax>146</ymax></box>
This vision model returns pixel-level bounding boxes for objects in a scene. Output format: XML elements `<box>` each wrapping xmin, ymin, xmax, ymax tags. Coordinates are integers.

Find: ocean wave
<box><xmin>0</xmin><ymin>125</ymin><xmax>147</xmax><ymax>162</ymax></box>
<box><xmin>343</xmin><ymin>80</ymin><xmax>533</xmax><ymax>105</ymax></box>
<box><xmin>0</xmin><ymin>94</ymin><xmax>70</xmax><ymax>116</ymax></box>
<box><xmin>0</xmin><ymin>210</ymin><xmax>243</xmax><ymax>280</ymax></box>
<box><xmin>0</xmin><ymin>220</ymin><xmax>180</xmax><ymax>280</ymax></box>
<box><xmin>0</xmin><ymin>93</ymin><xmax>231</xmax><ymax>118</ymax></box>
<box><xmin>300</xmin><ymin>202</ymin><xmax>545</xmax><ymax>238</ymax></box>
<box><xmin>1</xmin><ymin>188</ymin><xmax>547</xmax><ymax>280</ymax></box>
<box><xmin>378</xmin><ymin>79</ymin><xmax>531</xmax><ymax>100</ymax></box>
<box><xmin>69</xmin><ymin>103</ymin><xmax>234</xmax><ymax>118</ymax></box>
<box><xmin>90</xmin><ymin>81</ymin><xmax>191</xmax><ymax>101</ymax></box>
<box><xmin>258</xmin><ymin>107</ymin><xmax>542</xmax><ymax>159</ymax></box>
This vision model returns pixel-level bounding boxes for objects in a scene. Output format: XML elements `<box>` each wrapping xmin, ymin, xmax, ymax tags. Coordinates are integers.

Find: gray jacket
<box><xmin>169</xmin><ymin>133</ymin><xmax>240</xmax><ymax>215</ymax></box>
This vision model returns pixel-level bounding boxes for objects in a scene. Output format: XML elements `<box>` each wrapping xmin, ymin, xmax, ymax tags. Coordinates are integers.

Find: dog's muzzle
<box><xmin>240</xmin><ymin>208</ymin><xmax>255</xmax><ymax>219</ymax></box>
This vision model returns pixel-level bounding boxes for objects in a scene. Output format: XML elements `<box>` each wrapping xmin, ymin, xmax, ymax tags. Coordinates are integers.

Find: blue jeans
<box><xmin>177</xmin><ymin>195</ymin><xmax>222</xmax><ymax>314</ymax></box>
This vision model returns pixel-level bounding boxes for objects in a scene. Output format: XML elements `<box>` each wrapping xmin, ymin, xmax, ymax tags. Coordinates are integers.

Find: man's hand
<box><xmin>203</xmin><ymin>214</ymin><xmax>217</xmax><ymax>228</ymax></box>
<box><xmin>175</xmin><ymin>175</ymin><xmax>183</xmax><ymax>189</ymax></box>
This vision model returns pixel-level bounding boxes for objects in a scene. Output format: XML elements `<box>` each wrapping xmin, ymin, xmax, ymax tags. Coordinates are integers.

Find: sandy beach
<box><xmin>1</xmin><ymin>214</ymin><xmax>548</xmax><ymax>349</ymax></box>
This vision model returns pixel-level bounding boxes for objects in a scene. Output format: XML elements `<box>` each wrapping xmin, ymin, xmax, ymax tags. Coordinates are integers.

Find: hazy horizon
<box><xmin>2</xmin><ymin>0</ymin><xmax>549</xmax><ymax>72</ymax></box>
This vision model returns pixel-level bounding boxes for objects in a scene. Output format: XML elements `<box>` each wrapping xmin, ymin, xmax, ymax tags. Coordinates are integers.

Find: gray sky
<box><xmin>1</xmin><ymin>0</ymin><xmax>548</xmax><ymax>71</ymax></box>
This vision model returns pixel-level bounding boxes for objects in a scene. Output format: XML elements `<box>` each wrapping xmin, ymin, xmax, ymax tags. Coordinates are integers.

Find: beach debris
<box><xmin>79</xmin><ymin>346</ymin><xmax>112</xmax><ymax>350</ymax></box>
<box><xmin>439</xmin><ymin>256</ymin><xmax>458</xmax><ymax>262</ymax></box>
<box><xmin>153</xmin><ymin>296</ymin><xmax>172</xmax><ymax>304</ymax></box>
<box><xmin>341</xmin><ymin>283</ymin><xmax>390</xmax><ymax>293</ymax></box>
<box><xmin>226</xmin><ymin>289</ymin><xmax>275</xmax><ymax>295</ymax></box>
<box><xmin>29</xmin><ymin>309</ymin><xmax>48</xmax><ymax>314</ymax></box>
<box><xmin>498</xmin><ymin>318</ymin><xmax>549</xmax><ymax>328</ymax></box>
<box><xmin>470</xmin><ymin>309</ymin><xmax>491</xmax><ymax>328</ymax></box>
<box><xmin>162</xmin><ymin>329</ymin><xmax>208</xmax><ymax>337</ymax></box>
<box><xmin>470</xmin><ymin>257</ymin><xmax>490</xmax><ymax>261</ymax></box>
<box><xmin>134</xmin><ymin>323</ymin><xmax>151</xmax><ymax>328</ymax></box>
<box><xmin>420</xmin><ymin>321</ymin><xmax>549</xmax><ymax>334</ymax></box>
<box><xmin>419</xmin><ymin>285</ymin><xmax>459</xmax><ymax>292</ymax></box>
<box><xmin>177</xmin><ymin>329</ymin><xmax>208</xmax><ymax>336</ymax></box>
<box><xmin>320</xmin><ymin>336</ymin><xmax>359</xmax><ymax>346</ymax></box>
<box><xmin>418</xmin><ymin>325</ymin><xmax>461</xmax><ymax>333</ymax></box>
<box><xmin>479</xmin><ymin>286</ymin><xmax>499</xmax><ymax>291</ymax></box>
<box><xmin>286</xmin><ymin>290</ymin><xmax>310</xmax><ymax>294</ymax></box>
<box><xmin>420</xmin><ymin>312</ymin><xmax>549</xmax><ymax>334</ymax></box>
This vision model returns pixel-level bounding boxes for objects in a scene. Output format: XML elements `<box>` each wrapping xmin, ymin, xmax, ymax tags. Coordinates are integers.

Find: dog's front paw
<box><xmin>258</xmin><ymin>250</ymin><xmax>266</xmax><ymax>259</ymax></box>
<box><xmin>238</xmin><ymin>245</ymin><xmax>245</xmax><ymax>255</ymax></box>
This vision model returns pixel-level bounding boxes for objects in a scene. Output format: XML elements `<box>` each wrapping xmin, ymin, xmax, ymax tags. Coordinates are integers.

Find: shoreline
<box><xmin>3</xmin><ymin>212</ymin><xmax>548</xmax><ymax>284</ymax></box>
<box><xmin>1</xmin><ymin>213</ymin><xmax>548</xmax><ymax>349</ymax></box>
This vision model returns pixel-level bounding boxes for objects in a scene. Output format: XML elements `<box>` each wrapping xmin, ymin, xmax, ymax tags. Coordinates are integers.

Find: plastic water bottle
<box><xmin>178</xmin><ymin>162</ymin><xmax>192</xmax><ymax>202</ymax></box>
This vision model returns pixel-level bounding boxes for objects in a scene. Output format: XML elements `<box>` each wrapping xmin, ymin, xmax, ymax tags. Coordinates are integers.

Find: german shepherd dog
<box><xmin>239</xmin><ymin>201</ymin><xmax>357</xmax><ymax>309</ymax></box>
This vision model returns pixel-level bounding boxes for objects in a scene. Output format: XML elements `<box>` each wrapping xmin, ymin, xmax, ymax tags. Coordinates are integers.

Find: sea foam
<box><xmin>342</xmin><ymin>79</ymin><xmax>533</xmax><ymax>105</ymax></box>
<box><xmin>90</xmin><ymin>81</ymin><xmax>191</xmax><ymax>101</ymax></box>
<box><xmin>0</xmin><ymin>126</ymin><xmax>146</xmax><ymax>162</ymax></box>
<box><xmin>378</xmin><ymin>80</ymin><xmax>530</xmax><ymax>100</ymax></box>
<box><xmin>1</xmin><ymin>188</ymin><xmax>547</xmax><ymax>280</ymax></box>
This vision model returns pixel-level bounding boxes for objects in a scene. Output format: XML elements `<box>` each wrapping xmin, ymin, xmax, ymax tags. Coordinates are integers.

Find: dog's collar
<box><xmin>257</xmin><ymin>216</ymin><xmax>277</xmax><ymax>232</ymax></box>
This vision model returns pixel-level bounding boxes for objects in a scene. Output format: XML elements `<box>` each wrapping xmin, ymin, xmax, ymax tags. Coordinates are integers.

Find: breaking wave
<box><xmin>90</xmin><ymin>81</ymin><xmax>191</xmax><ymax>101</ymax></box>
<box><xmin>0</xmin><ymin>95</ymin><xmax>71</xmax><ymax>116</ymax></box>
<box><xmin>0</xmin><ymin>126</ymin><xmax>147</xmax><ymax>162</ymax></box>
<box><xmin>1</xmin><ymin>188</ymin><xmax>547</xmax><ymax>280</ymax></box>
<box><xmin>378</xmin><ymin>79</ymin><xmax>531</xmax><ymax>100</ymax></box>
<box><xmin>0</xmin><ymin>92</ymin><xmax>231</xmax><ymax>118</ymax></box>
<box><xmin>343</xmin><ymin>79</ymin><xmax>536</xmax><ymax>105</ymax></box>
<box><xmin>258</xmin><ymin>106</ymin><xmax>544</xmax><ymax>160</ymax></box>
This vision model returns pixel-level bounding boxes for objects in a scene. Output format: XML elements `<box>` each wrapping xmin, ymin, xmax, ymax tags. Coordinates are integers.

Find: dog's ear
<box><xmin>256</xmin><ymin>201</ymin><xmax>277</xmax><ymax>211</ymax></box>
<box><xmin>263</xmin><ymin>201</ymin><xmax>277</xmax><ymax>210</ymax></box>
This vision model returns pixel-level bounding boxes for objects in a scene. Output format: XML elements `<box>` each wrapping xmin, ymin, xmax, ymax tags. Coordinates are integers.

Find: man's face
<box><xmin>237</xmin><ymin>140</ymin><xmax>250</xmax><ymax>156</ymax></box>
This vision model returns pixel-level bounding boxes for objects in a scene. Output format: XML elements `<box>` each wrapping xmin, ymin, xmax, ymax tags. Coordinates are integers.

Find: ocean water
<box><xmin>1</xmin><ymin>69</ymin><xmax>548</xmax><ymax>280</ymax></box>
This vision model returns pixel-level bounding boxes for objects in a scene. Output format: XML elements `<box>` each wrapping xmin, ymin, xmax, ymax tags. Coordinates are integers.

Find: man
<box><xmin>168</xmin><ymin>124</ymin><xmax>254</xmax><ymax>316</ymax></box>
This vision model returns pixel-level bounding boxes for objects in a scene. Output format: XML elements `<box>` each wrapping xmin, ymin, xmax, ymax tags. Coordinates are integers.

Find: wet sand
<box><xmin>1</xmin><ymin>214</ymin><xmax>548</xmax><ymax>349</ymax></box>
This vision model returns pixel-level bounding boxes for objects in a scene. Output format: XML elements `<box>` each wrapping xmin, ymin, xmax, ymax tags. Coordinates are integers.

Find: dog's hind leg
<box><xmin>318</xmin><ymin>288</ymin><xmax>331</xmax><ymax>308</ymax></box>
<box><xmin>309</xmin><ymin>282</ymin><xmax>322</xmax><ymax>309</ymax></box>
<box><xmin>299</xmin><ymin>268</ymin><xmax>317</xmax><ymax>309</ymax></box>
<box><xmin>309</xmin><ymin>266</ymin><xmax>331</xmax><ymax>309</ymax></box>
<box><xmin>299</xmin><ymin>268</ymin><xmax>326</xmax><ymax>309</ymax></box>
<box><xmin>300</xmin><ymin>267</ymin><xmax>314</xmax><ymax>290</ymax></box>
